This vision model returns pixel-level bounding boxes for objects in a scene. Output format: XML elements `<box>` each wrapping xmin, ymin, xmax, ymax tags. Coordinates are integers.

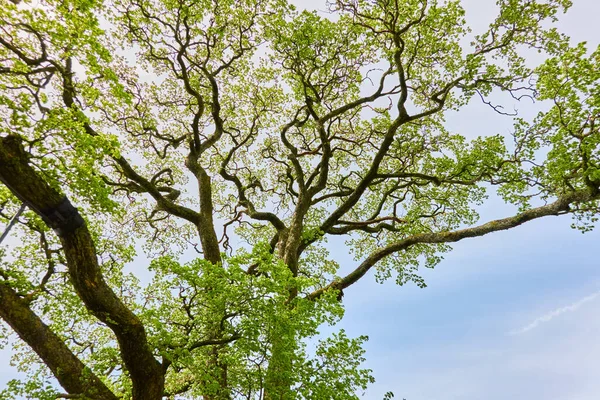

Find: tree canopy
<box><xmin>0</xmin><ymin>0</ymin><xmax>598</xmax><ymax>398</ymax></box>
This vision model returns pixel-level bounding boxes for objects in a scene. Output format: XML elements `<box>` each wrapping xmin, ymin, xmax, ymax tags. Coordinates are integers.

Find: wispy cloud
<box><xmin>509</xmin><ymin>289</ymin><xmax>600</xmax><ymax>335</ymax></box>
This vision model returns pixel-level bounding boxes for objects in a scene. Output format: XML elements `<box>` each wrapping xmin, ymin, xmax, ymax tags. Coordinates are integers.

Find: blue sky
<box><xmin>2</xmin><ymin>0</ymin><xmax>600</xmax><ymax>399</ymax></box>
<box><xmin>337</xmin><ymin>215</ymin><xmax>600</xmax><ymax>400</ymax></box>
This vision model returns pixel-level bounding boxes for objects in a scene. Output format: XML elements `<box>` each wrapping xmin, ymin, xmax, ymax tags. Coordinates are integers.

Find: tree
<box><xmin>0</xmin><ymin>0</ymin><xmax>598</xmax><ymax>398</ymax></box>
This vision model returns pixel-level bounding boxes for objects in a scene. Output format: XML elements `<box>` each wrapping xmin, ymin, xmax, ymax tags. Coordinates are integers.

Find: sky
<box><xmin>1</xmin><ymin>0</ymin><xmax>600</xmax><ymax>399</ymax></box>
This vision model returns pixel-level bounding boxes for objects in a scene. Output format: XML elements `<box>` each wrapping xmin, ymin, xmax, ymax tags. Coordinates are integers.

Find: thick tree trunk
<box><xmin>194</xmin><ymin>179</ymin><xmax>230</xmax><ymax>400</ymax></box>
<box><xmin>264</xmin><ymin>210</ymin><xmax>308</xmax><ymax>400</ymax></box>
<box><xmin>0</xmin><ymin>135</ymin><xmax>165</xmax><ymax>400</ymax></box>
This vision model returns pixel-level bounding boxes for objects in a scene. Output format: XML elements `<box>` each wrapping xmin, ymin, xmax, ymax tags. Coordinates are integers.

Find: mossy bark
<box><xmin>0</xmin><ymin>135</ymin><xmax>165</xmax><ymax>400</ymax></box>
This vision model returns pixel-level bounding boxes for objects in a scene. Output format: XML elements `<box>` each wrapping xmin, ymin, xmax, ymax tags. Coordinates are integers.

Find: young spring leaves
<box><xmin>0</xmin><ymin>0</ymin><xmax>598</xmax><ymax>398</ymax></box>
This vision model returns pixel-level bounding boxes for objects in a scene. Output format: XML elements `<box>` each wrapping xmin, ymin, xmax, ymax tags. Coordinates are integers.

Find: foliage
<box><xmin>0</xmin><ymin>0</ymin><xmax>598</xmax><ymax>398</ymax></box>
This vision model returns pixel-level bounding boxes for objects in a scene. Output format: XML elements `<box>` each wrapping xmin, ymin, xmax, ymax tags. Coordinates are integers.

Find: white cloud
<box><xmin>367</xmin><ymin>295</ymin><xmax>600</xmax><ymax>400</ymax></box>
<box><xmin>509</xmin><ymin>289</ymin><xmax>600</xmax><ymax>335</ymax></box>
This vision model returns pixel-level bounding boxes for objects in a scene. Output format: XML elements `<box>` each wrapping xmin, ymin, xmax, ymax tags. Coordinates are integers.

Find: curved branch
<box><xmin>114</xmin><ymin>156</ymin><xmax>200</xmax><ymax>224</ymax></box>
<box><xmin>316</xmin><ymin>115</ymin><xmax>407</xmax><ymax>235</ymax></box>
<box><xmin>309</xmin><ymin>188</ymin><xmax>600</xmax><ymax>300</ymax></box>
<box><xmin>0</xmin><ymin>135</ymin><xmax>164</xmax><ymax>399</ymax></box>
<box><xmin>0</xmin><ymin>282</ymin><xmax>118</xmax><ymax>400</ymax></box>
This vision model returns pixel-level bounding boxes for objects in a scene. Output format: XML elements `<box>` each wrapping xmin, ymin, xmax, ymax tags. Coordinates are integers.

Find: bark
<box><xmin>0</xmin><ymin>283</ymin><xmax>118</xmax><ymax>400</ymax></box>
<box><xmin>184</xmin><ymin>157</ymin><xmax>230</xmax><ymax>399</ymax></box>
<box><xmin>194</xmin><ymin>166</ymin><xmax>222</xmax><ymax>265</ymax></box>
<box><xmin>264</xmin><ymin>200</ymin><xmax>312</xmax><ymax>400</ymax></box>
<box><xmin>0</xmin><ymin>135</ymin><xmax>164</xmax><ymax>400</ymax></box>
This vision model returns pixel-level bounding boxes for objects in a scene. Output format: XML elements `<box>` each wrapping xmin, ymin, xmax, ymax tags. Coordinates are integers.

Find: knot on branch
<box><xmin>41</xmin><ymin>197</ymin><xmax>85</xmax><ymax>236</ymax></box>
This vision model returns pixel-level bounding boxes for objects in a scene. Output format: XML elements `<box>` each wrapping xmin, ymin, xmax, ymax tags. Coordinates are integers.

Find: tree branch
<box><xmin>309</xmin><ymin>188</ymin><xmax>600</xmax><ymax>300</ymax></box>
<box><xmin>0</xmin><ymin>282</ymin><xmax>118</xmax><ymax>400</ymax></box>
<box><xmin>0</xmin><ymin>135</ymin><xmax>164</xmax><ymax>399</ymax></box>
